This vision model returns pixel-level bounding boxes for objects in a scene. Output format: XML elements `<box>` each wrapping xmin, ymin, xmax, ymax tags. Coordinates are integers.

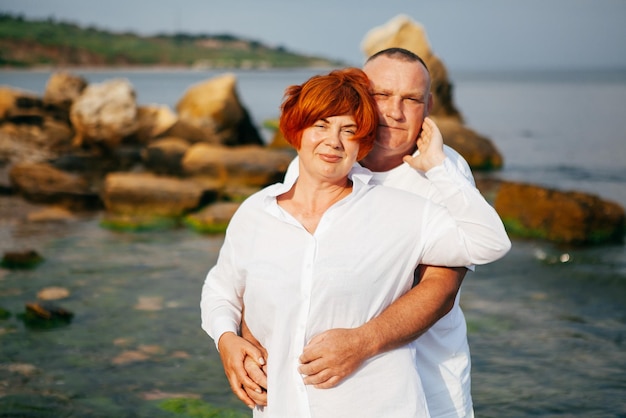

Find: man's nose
<box><xmin>385</xmin><ymin>97</ymin><xmax>403</xmax><ymax>120</ymax></box>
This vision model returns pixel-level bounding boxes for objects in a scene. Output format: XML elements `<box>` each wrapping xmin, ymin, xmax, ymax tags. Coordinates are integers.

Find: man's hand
<box><xmin>298</xmin><ymin>328</ymin><xmax>371</xmax><ymax>389</ymax></box>
<box><xmin>217</xmin><ymin>332</ymin><xmax>266</xmax><ymax>409</ymax></box>
<box><xmin>298</xmin><ymin>265</ymin><xmax>467</xmax><ymax>390</ymax></box>
<box><xmin>403</xmin><ymin>116</ymin><xmax>446</xmax><ymax>171</ymax></box>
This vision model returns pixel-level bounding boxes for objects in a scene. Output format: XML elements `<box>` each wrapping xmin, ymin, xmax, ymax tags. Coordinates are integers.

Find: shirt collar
<box><xmin>283</xmin><ymin>156</ymin><xmax>373</xmax><ymax>188</ymax></box>
<box><xmin>264</xmin><ymin>156</ymin><xmax>374</xmax><ymax>204</ymax></box>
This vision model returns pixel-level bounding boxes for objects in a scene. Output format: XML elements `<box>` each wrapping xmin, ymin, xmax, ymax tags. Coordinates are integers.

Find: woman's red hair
<box><xmin>279</xmin><ymin>68</ymin><xmax>378</xmax><ymax>161</ymax></box>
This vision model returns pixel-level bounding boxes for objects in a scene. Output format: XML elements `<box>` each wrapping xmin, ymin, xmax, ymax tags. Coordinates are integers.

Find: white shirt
<box><xmin>201</xmin><ymin>158</ymin><xmax>510</xmax><ymax>418</ymax></box>
<box><xmin>371</xmin><ymin>145</ymin><xmax>478</xmax><ymax>418</ymax></box>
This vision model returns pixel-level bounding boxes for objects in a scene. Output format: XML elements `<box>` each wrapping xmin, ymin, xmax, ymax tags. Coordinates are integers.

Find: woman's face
<box><xmin>298</xmin><ymin>115</ymin><xmax>360</xmax><ymax>184</ymax></box>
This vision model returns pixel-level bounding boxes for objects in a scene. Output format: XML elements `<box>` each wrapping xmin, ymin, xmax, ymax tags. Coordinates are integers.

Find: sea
<box><xmin>0</xmin><ymin>67</ymin><xmax>625</xmax><ymax>418</ymax></box>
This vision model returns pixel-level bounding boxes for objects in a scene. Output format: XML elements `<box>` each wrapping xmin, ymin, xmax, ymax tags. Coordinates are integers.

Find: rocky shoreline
<box><xmin>0</xmin><ymin>15</ymin><xmax>624</xmax><ymax>250</ymax></box>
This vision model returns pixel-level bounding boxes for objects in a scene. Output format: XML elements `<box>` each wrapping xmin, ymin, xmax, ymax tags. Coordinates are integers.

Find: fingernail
<box><xmin>248</xmin><ymin>404</ymin><xmax>255</xmax><ymax>409</ymax></box>
<box><xmin>258</xmin><ymin>357</ymin><xmax>265</xmax><ymax>365</ymax></box>
<box><xmin>256</xmin><ymin>388</ymin><xmax>263</xmax><ymax>394</ymax></box>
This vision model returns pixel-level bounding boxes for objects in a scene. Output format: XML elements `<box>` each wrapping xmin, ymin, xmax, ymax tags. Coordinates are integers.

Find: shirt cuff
<box><xmin>211</xmin><ymin>316</ymin><xmax>240</xmax><ymax>351</ymax></box>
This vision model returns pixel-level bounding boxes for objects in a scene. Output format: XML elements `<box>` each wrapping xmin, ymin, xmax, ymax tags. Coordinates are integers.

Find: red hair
<box><xmin>279</xmin><ymin>68</ymin><xmax>378</xmax><ymax>161</ymax></box>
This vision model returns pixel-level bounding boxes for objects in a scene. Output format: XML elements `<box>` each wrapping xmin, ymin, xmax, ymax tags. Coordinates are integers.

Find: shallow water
<box><xmin>0</xmin><ymin>209</ymin><xmax>237</xmax><ymax>415</ymax></box>
<box><xmin>1</xmin><ymin>207</ymin><xmax>625</xmax><ymax>417</ymax></box>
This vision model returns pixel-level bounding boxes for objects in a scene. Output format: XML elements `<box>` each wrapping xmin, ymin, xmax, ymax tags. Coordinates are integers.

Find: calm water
<box><xmin>1</xmin><ymin>68</ymin><xmax>625</xmax><ymax>417</ymax></box>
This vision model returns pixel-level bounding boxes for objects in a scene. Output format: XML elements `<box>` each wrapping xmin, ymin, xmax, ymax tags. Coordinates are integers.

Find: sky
<box><xmin>2</xmin><ymin>0</ymin><xmax>626</xmax><ymax>71</ymax></box>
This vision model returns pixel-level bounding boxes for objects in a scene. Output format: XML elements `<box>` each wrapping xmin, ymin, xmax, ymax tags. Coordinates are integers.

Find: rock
<box><xmin>159</xmin><ymin>117</ymin><xmax>215</xmax><ymax>143</ymax></box>
<box><xmin>131</xmin><ymin>104</ymin><xmax>178</xmax><ymax>144</ymax></box>
<box><xmin>1</xmin><ymin>363</ymin><xmax>38</xmax><ymax>376</ymax></box>
<box><xmin>43</xmin><ymin>72</ymin><xmax>88</xmax><ymax>109</ymax></box>
<box><xmin>0</xmin><ymin>86</ymin><xmax>22</xmax><ymax>119</ymax></box>
<box><xmin>176</xmin><ymin>73</ymin><xmax>263</xmax><ymax>146</ymax></box>
<box><xmin>142</xmin><ymin>137</ymin><xmax>191</xmax><ymax>176</ymax></box>
<box><xmin>493</xmin><ymin>181</ymin><xmax>625</xmax><ymax>245</ymax></box>
<box><xmin>1</xmin><ymin>249</ymin><xmax>44</xmax><ymax>269</ymax></box>
<box><xmin>0</xmin><ymin>86</ymin><xmax>46</xmax><ymax>124</ymax></box>
<box><xmin>25</xmin><ymin>301</ymin><xmax>73</xmax><ymax>320</ymax></box>
<box><xmin>111</xmin><ymin>350</ymin><xmax>150</xmax><ymax>365</ymax></box>
<box><xmin>0</xmin><ymin>86</ymin><xmax>75</xmax><ymax>164</ymax></box>
<box><xmin>185</xmin><ymin>201</ymin><xmax>241</xmax><ymax>233</ymax></box>
<box><xmin>182</xmin><ymin>143</ymin><xmax>294</xmax><ymax>187</ymax></box>
<box><xmin>267</xmin><ymin>127</ymin><xmax>291</xmax><ymax>149</ymax></box>
<box><xmin>361</xmin><ymin>15</ymin><xmax>506</xmax><ymax>169</ymax></box>
<box><xmin>70</xmin><ymin>78</ymin><xmax>138</xmax><ymax>149</ymax></box>
<box><xmin>134</xmin><ymin>296</ymin><xmax>163</xmax><ymax>311</ymax></box>
<box><xmin>0</xmin><ymin>307</ymin><xmax>11</xmax><ymax>320</ymax></box>
<box><xmin>0</xmin><ymin>120</ymin><xmax>74</xmax><ymax>163</ymax></box>
<box><xmin>37</xmin><ymin>286</ymin><xmax>70</xmax><ymax>300</ymax></box>
<box><xmin>102</xmin><ymin>172</ymin><xmax>206</xmax><ymax>217</ymax></box>
<box><xmin>26</xmin><ymin>206</ymin><xmax>76</xmax><ymax>222</ymax></box>
<box><xmin>435</xmin><ymin>117</ymin><xmax>504</xmax><ymax>170</ymax></box>
<box><xmin>361</xmin><ymin>14</ymin><xmax>462</xmax><ymax>121</ymax></box>
<box><xmin>9</xmin><ymin>161</ymin><xmax>100</xmax><ymax>210</ymax></box>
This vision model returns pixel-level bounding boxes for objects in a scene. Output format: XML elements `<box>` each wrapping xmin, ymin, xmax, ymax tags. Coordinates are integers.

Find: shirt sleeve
<box><xmin>420</xmin><ymin>158</ymin><xmax>511</xmax><ymax>266</ymax></box>
<box><xmin>442</xmin><ymin>144</ymin><xmax>476</xmax><ymax>187</ymax></box>
<box><xmin>200</xmin><ymin>228</ymin><xmax>245</xmax><ymax>350</ymax></box>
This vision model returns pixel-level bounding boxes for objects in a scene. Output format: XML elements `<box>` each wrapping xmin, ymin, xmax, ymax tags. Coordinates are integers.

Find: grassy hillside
<box><xmin>0</xmin><ymin>14</ymin><xmax>342</xmax><ymax>68</ymax></box>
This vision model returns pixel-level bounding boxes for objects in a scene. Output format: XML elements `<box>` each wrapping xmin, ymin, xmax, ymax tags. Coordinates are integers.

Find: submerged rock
<box><xmin>37</xmin><ymin>286</ymin><xmax>70</xmax><ymax>301</ymax></box>
<box><xmin>21</xmin><ymin>302</ymin><xmax>74</xmax><ymax>329</ymax></box>
<box><xmin>1</xmin><ymin>249</ymin><xmax>44</xmax><ymax>269</ymax></box>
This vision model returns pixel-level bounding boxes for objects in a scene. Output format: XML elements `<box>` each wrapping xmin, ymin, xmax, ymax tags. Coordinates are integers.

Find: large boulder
<box><xmin>70</xmin><ymin>78</ymin><xmax>139</xmax><ymax>149</ymax></box>
<box><xmin>182</xmin><ymin>143</ymin><xmax>294</xmax><ymax>187</ymax></box>
<box><xmin>493</xmin><ymin>181</ymin><xmax>625</xmax><ymax>245</ymax></box>
<box><xmin>131</xmin><ymin>105</ymin><xmax>178</xmax><ymax>144</ymax></box>
<box><xmin>361</xmin><ymin>15</ymin><xmax>462</xmax><ymax>121</ymax></box>
<box><xmin>142</xmin><ymin>136</ymin><xmax>191</xmax><ymax>176</ymax></box>
<box><xmin>8</xmin><ymin>161</ymin><xmax>100</xmax><ymax>210</ymax></box>
<box><xmin>176</xmin><ymin>73</ymin><xmax>263</xmax><ymax>146</ymax></box>
<box><xmin>43</xmin><ymin>72</ymin><xmax>87</xmax><ymax>110</ymax></box>
<box><xmin>102</xmin><ymin>172</ymin><xmax>207</xmax><ymax>217</ymax></box>
<box><xmin>0</xmin><ymin>87</ymin><xmax>74</xmax><ymax>161</ymax></box>
<box><xmin>0</xmin><ymin>118</ymin><xmax>74</xmax><ymax>164</ymax></box>
<box><xmin>435</xmin><ymin>117</ymin><xmax>503</xmax><ymax>170</ymax></box>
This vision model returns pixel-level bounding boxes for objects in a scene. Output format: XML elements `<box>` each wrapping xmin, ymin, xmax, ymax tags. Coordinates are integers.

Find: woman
<box><xmin>201</xmin><ymin>68</ymin><xmax>509</xmax><ymax>417</ymax></box>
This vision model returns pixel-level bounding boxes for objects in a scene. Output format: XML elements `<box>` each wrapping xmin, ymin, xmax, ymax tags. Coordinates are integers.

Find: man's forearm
<box><xmin>357</xmin><ymin>265</ymin><xmax>467</xmax><ymax>355</ymax></box>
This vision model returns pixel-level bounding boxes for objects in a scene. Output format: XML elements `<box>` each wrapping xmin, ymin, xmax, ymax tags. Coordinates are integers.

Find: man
<box><xmin>221</xmin><ymin>48</ymin><xmax>488</xmax><ymax>418</ymax></box>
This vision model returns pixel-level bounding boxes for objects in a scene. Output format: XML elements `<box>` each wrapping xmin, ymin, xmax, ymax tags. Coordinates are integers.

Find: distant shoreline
<box><xmin>0</xmin><ymin>64</ymin><xmax>339</xmax><ymax>72</ymax></box>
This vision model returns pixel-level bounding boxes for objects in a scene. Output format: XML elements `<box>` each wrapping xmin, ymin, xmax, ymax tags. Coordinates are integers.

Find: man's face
<box><xmin>363</xmin><ymin>56</ymin><xmax>432</xmax><ymax>157</ymax></box>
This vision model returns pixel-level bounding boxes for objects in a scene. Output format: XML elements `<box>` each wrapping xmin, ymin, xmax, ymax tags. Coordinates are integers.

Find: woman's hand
<box><xmin>217</xmin><ymin>332</ymin><xmax>266</xmax><ymax>409</ymax></box>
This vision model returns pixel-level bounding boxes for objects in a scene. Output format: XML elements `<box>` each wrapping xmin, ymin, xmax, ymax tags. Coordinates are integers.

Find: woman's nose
<box><xmin>325</xmin><ymin>129</ymin><xmax>343</xmax><ymax>149</ymax></box>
